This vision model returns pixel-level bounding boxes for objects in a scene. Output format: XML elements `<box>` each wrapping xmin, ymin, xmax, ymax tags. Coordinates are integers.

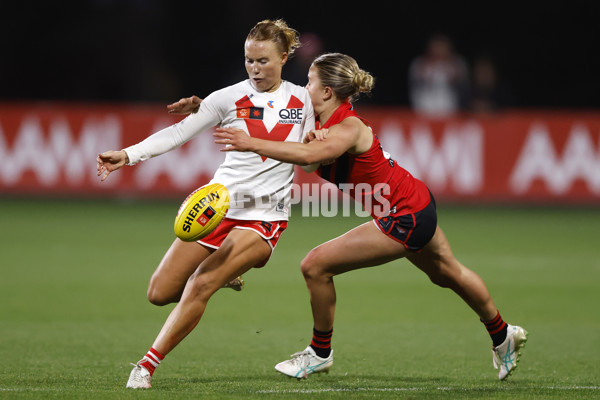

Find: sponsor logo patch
<box><xmin>237</xmin><ymin>107</ymin><xmax>264</xmax><ymax>120</ymax></box>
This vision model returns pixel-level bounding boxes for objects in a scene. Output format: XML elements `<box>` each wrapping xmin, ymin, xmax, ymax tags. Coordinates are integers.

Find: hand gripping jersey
<box><xmin>316</xmin><ymin>102</ymin><xmax>430</xmax><ymax>218</ymax></box>
<box><xmin>124</xmin><ymin>80</ymin><xmax>315</xmax><ymax>221</ymax></box>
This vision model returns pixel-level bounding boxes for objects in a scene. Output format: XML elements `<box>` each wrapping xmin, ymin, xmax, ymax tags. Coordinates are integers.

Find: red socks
<box><xmin>483</xmin><ymin>312</ymin><xmax>508</xmax><ymax>347</ymax></box>
<box><xmin>138</xmin><ymin>347</ymin><xmax>164</xmax><ymax>376</ymax></box>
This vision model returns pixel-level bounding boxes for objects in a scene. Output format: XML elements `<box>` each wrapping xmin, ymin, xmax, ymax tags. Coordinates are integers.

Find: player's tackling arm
<box><xmin>214</xmin><ymin>122</ymin><xmax>359</xmax><ymax>166</ymax></box>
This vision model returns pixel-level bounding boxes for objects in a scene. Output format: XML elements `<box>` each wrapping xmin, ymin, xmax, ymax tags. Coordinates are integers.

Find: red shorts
<box><xmin>198</xmin><ymin>218</ymin><xmax>288</xmax><ymax>268</ymax></box>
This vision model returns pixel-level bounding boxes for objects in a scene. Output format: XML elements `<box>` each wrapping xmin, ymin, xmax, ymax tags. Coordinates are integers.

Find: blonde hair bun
<box><xmin>313</xmin><ymin>53</ymin><xmax>375</xmax><ymax>102</ymax></box>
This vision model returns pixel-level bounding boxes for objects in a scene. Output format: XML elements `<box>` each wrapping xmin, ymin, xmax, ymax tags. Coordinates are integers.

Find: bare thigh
<box><xmin>305</xmin><ymin>221</ymin><xmax>411</xmax><ymax>276</ymax></box>
<box><xmin>187</xmin><ymin>228</ymin><xmax>272</xmax><ymax>294</ymax></box>
<box><xmin>147</xmin><ymin>238</ymin><xmax>213</xmax><ymax>305</ymax></box>
<box><xmin>406</xmin><ymin>226</ymin><xmax>455</xmax><ymax>278</ymax></box>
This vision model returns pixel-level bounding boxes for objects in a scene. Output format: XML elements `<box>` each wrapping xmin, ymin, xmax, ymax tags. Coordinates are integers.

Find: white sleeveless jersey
<box><xmin>124</xmin><ymin>80</ymin><xmax>315</xmax><ymax>221</ymax></box>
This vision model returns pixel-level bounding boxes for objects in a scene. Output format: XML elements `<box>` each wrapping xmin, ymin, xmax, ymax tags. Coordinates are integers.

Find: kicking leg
<box><xmin>127</xmin><ymin>229</ymin><xmax>270</xmax><ymax>388</ymax></box>
<box><xmin>151</xmin><ymin>228</ymin><xmax>271</xmax><ymax>355</ymax></box>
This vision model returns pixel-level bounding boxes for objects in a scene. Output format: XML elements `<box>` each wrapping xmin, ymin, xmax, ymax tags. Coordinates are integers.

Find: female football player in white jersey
<box><xmin>96</xmin><ymin>19</ymin><xmax>315</xmax><ymax>389</ymax></box>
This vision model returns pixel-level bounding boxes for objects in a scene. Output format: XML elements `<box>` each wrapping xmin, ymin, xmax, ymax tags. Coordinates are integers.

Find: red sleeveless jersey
<box><xmin>316</xmin><ymin>102</ymin><xmax>431</xmax><ymax>217</ymax></box>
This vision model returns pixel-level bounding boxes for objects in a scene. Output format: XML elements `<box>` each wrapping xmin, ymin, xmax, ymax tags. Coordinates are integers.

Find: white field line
<box><xmin>256</xmin><ymin>386</ymin><xmax>600</xmax><ymax>394</ymax></box>
<box><xmin>1</xmin><ymin>386</ymin><xmax>598</xmax><ymax>393</ymax></box>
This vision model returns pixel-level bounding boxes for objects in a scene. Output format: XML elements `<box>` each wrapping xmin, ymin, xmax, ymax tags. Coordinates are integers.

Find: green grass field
<box><xmin>1</xmin><ymin>199</ymin><xmax>599</xmax><ymax>399</ymax></box>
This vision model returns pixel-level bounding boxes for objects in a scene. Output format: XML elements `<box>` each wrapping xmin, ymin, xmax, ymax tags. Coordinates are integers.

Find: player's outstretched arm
<box><xmin>97</xmin><ymin>150</ymin><xmax>129</xmax><ymax>181</ymax></box>
<box><xmin>167</xmin><ymin>96</ymin><xmax>202</xmax><ymax>115</ymax></box>
<box><xmin>214</xmin><ymin>125</ymin><xmax>357</xmax><ymax>166</ymax></box>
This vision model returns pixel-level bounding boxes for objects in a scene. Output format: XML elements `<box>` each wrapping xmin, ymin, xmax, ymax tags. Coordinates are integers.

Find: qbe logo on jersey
<box><xmin>278</xmin><ymin>108</ymin><xmax>303</xmax><ymax>124</ymax></box>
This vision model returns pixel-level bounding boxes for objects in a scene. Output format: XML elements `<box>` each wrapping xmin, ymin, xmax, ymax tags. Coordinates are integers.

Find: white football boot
<box><xmin>126</xmin><ymin>362</ymin><xmax>152</xmax><ymax>389</ymax></box>
<box><xmin>275</xmin><ymin>346</ymin><xmax>333</xmax><ymax>379</ymax></box>
<box><xmin>492</xmin><ymin>324</ymin><xmax>528</xmax><ymax>380</ymax></box>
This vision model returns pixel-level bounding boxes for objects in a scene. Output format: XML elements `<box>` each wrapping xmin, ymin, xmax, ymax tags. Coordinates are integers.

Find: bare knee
<box><xmin>423</xmin><ymin>257</ymin><xmax>466</xmax><ymax>289</ymax></box>
<box><xmin>185</xmin><ymin>272</ymin><xmax>222</xmax><ymax>303</ymax></box>
<box><xmin>410</xmin><ymin>234</ymin><xmax>463</xmax><ymax>289</ymax></box>
<box><xmin>300</xmin><ymin>247</ymin><xmax>330</xmax><ymax>282</ymax></box>
<box><xmin>147</xmin><ymin>292</ymin><xmax>171</xmax><ymax>306</ymax></box>
<box><xmin>147</xmin><ymin>276</ymin><xmax>179</xmax><ymax>306</ymax></box>
<box><xmin>426</xmin><ymin>263</ymin><xmax>453</xmax><ymax>288</ymax></box>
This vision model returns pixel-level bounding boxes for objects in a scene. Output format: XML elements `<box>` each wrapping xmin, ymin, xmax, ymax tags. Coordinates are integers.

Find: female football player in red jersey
<box><xmin>212</xmin><ymin>52</ymin><xmax>527</xmax><ymax>381</ymax></box>
<box><xmin>96</xmin><ymin>20</ymin><xmax>315</xmax><ymax>389</ymax></box>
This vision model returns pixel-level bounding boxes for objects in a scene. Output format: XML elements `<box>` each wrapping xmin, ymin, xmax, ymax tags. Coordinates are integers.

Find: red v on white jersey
<box><xmin>235</xmin><ymin>95</ymin><xmax>305</xmax><ymax>161</ymax></box>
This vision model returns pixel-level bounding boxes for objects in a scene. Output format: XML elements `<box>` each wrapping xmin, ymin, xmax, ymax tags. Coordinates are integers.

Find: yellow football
<box><xmin>174</xmin><ymin>183</ymin><xmax>230</xmax><ymax>241</ymax></box>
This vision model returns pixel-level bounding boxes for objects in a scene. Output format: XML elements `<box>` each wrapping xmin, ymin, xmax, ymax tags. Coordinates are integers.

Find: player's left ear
<box><xmin>323</xmin><ymin>86</ymin><xmax>333</xmax><ymax>100</ymax></box>
<box><xmin>281</xmin><ymin>52</ymin><xmax>288</xmax><ymax>65</ymax></box>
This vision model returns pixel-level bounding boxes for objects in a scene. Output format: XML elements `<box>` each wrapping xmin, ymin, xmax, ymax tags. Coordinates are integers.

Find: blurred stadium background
<box><xmin>1</xmin><ymin>1</ymin><xmax>599</xmax><ymax>398</ymax></box>
<box><xmin>1</xmin><ymin>1</ymin><xmax>599</xmax><ymax>203</ymax></box>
